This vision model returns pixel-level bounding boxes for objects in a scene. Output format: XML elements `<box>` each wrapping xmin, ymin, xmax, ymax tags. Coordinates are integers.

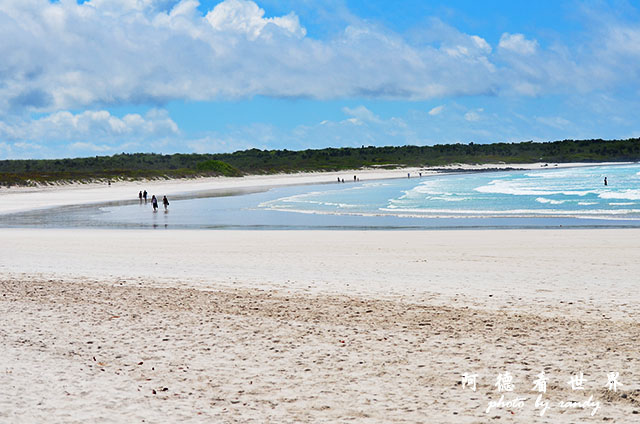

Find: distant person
<box><xmin>138</xmin><ymin>191</ymin><xmax>143</xmax><ymax>203</ymax></box>
<box><xmin>337</xmin><ymin>177</ymin><xmax>340</xmax><ymax>183</ymax></box>
<box><xmin>407</xmin><ymin>173</ymin><xmax>410</xmax><ymax>178</ymax></box>
<box><xmin>143</xmin><ymin>190</ymin><xmax>148</xmax><ymax>203</ymax></box>
<box><xmin>604</xmin><ymin>177</ymin><xmax>608</xmax><ymax>186</ymax></box>
<box><xmin>163</xmin><ymin>195</ymin><xmax>169</xmax><ymax>211</ymax></box>
<box><xmin>108</xmin><ymin>181</ymin><xmax>111</xmax><ymax>186</ymax></box>
<box><xmin>354</xmin><ymin>175</ymin><xmax>357</xmax><ymax>181</ymax></box>
<box><xmin>341</xmin><ymin>178</ymin><xmax>345</xmax><ymax>183</ymax></box>
<box><xmin>419</xmin><ymin>172</ymin><xmax>422</xmax><ymax>177</ymax></box>
<box><xmin>151</xmin><ymin>195</ymin><xmax>158</xmax><ymax>211</ymax></box>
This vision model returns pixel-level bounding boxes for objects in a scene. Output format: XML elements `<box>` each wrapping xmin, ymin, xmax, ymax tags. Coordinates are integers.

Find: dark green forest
<box><xmin>1</xmin><ymin>138</ymin><xmax>639</xmax><ymax>186</ymax></box>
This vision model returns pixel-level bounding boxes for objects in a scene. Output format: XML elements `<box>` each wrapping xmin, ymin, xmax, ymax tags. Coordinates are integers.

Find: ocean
<box><xmin>4</xmin><ymin>163</ymin><xmax>640</xmax><ymax>229</ymax></box>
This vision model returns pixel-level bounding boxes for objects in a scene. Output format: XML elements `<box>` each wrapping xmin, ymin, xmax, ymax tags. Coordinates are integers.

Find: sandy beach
<box><xmin>1</xmin><ymin>228</ymin><xmax>639</xmax><ymax>423</ymax></box>
<box><xmin>5</xmin><ymin>0</ymin><xmax>640</xmax><ymax>421</ymax></box>
<box><xmin>0</xmin><ymin>161</ymin><xmax>624</xmax><ymax>216</ymax></box>
<box><xmin>1</xmin><ymin>168</ymin><xmax>639</xmax><ymax>423</ymax></box>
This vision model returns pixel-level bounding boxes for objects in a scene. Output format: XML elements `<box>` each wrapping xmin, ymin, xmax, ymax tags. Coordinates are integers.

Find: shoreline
<box><xmin>0</xmin><ymin>161</ymin><xmax>633</xmax><ymax>216</ymax></box>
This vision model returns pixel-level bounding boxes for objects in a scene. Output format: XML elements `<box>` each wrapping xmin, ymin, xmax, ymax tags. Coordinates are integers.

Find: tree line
<box><xmin>1</xmin><ymin>138</ymin><xmax>639</xmax><ymax>186</ymax></box>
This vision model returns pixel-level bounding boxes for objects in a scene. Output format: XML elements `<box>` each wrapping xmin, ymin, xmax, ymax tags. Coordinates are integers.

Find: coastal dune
<box><xmin>1</xmin><ymin>228</ymin><xmax>639</xmax><ymax>422</ymax></box>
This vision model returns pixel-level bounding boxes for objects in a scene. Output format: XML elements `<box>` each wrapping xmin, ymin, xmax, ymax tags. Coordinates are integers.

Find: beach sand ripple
<box><xmin>1</xmin><ymin>279</ymin><xmax>638</xmax><ymax>423</ymax></box>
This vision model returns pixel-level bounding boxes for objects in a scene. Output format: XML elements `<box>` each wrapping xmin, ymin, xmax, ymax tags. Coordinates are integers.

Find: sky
<box><xmin>2</xmin><ymin>0</ymin><xmax>640</xmax><ymax>159</ymax></box>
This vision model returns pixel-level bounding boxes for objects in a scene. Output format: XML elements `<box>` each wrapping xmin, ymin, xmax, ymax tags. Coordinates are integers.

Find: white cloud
<box><xmin>471</xmin><ymin>35</ymin><xmax>492</xmax><ymax>53</ymax></box>
<box><xmin>0</xmin><ymin>0</ymin><xmax>500</xmax><ymax>117</ymax></box>
<box><xmin>498</xmin><ymin>33</ymin><xmax>538</xmax><ymax>55</ymax></box>
<box><xmin>342</xmin><ymin>105</ymin><xmax>381</xmax><ymax>124</ymax></box>
<box><xmin>186</xmin><ymin>123</ymin><xmax>278</xmax><ymax>153</ymax></box>
<box><xmin>428</xmin><ymin>105</ymin><xmax>444</xmax><ymax>116</ymax></box>
<box><xmin>0</xmin><ymin>109</ymin><xmax>179</xmax><ymax>143</ymax></box>
<box><xmin>0</xmin><ymin>0</ymin><xmax>637</xmax><ymax>121</ymax></box>
<box><xmin>205</xmin><ymin>0</ymin><xmax>306</xmax><ymax>40</ymax></box>
<box><xmin>464</xmin><ymin>109</ymin><xmax>483</xmax><ymax>122</ymax></box>
<box><xmin>2</xmin><ymin>1</ymin><xmax>640</xmax><ymax>156</ymax></box>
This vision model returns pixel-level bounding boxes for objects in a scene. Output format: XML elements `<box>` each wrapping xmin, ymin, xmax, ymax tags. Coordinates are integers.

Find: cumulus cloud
<box><xmin>0</xmin><ymin>109</ymin><xmax>179</xmax><ymax>143</ymax></box>
<box><xmin>4</xmin><ymin>0</ymin><xmax>634</xmax><ymax>118</ymax></box>
<box><xmin>2</xmin><ymin>1</ymin><xmax>639</xmax><ymax>105</ymax></box>
<box><xmin>498</xmin><ymin>33</ymin><xmax>538</xmax><ymax>55</ymax></box>
<box><xmin>2</xmin><ymin>1</ymin><xmax>640</xmax><ymax>156</ymax></box>
<box><xmin>0</xmin><ymin>0</ymin><xmax>500</xmax><ymax>117</ymax></box>
<box><xmin>205</xmin><ymin>0</ymin><xmax>306</xmax><ymax>39</ymax></box>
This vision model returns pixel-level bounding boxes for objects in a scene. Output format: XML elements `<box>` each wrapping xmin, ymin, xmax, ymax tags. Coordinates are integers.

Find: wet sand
<box><xmin>0</xmin><ymin>161</ymin><xmax>619</xmax><ymax>216</ymax></box>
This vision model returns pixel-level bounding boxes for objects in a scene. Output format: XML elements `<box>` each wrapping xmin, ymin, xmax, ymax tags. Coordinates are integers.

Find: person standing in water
<box><xmin>151</xmin><ymin>195</ymin><xmax>158</xmax><ymax>211</ymax></box>
<box><xmin>138</xmin><ymin>191</ymin><xmax>143</xmax><ymax>203</ymax></box>
<box><xmin>162</xmin><ymin>195</ymin><xmax>169</xmax><ymax>211</ymax></box>
<box><xmin>143</xmin><ymin>190</ymin><xmax>148</xmax><ymax>203</ymax></box>
<box><xmin>604</xmin><ymin>177</ymin><xmax>608</xmax><ymax>186</ymax></box>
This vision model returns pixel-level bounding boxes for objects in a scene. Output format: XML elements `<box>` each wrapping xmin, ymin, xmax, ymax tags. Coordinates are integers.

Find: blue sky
<box><xmin>2</xmin><ymin>0</ymin><xmax>640</xmax><ymax>158</ymax></box>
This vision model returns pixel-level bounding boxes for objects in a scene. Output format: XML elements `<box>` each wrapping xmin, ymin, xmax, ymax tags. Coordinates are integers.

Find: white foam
<box><xmin>262</xmin><ymin>198</ymin><xmax>359</xmax><ymax>209</ymax></box>
<box><xmin>475</xmin><ymin>179</ymin><xmax>594</xmax><ymax>196</ymax></box>
<box><xmin>429</xmin><ymin>196</ymin><xmax>469</xmax><ymax>202</ymax></box>
<box><xmin>599</xmin><ymin>189</ymin><xmax>640</xmax><ymax>201</ymax></box>
<box><xmin>256</xmin><ymin>205</ymin><xmax>640</xmax><ymax>221</ymax></box>
<box><xmin>379</xmin><ymin>207</ymin><xmax>640</xmax><ymax>217</ymax></box>
<box><xmin>535</xmin><ymin>197</ymin><xmax>566</xmax><ymax>205</ymax></box>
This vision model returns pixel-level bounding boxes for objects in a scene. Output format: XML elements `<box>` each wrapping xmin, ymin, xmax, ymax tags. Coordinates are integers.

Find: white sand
<box><xmin>1</xmin><ymin>165</ymin><xmax>639</xmax><ymax>422</ymax></box>
<box><xmin>1</xmin><ymin>229</ymin><xmax>639</xmax><ymax>422</ymax></box>
<box><xmin>0</xmin><ymin>161</ymin><xmax>626</xmax><ymax>215</ymax></box>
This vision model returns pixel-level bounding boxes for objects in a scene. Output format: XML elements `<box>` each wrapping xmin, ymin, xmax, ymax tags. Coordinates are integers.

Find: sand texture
<box><xmin>1</xmin><ymin>229</ymin><xmax>639</xmax><ymax>422</ymax></box>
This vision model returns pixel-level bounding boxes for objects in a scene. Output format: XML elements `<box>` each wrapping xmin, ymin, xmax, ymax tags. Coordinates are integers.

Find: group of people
<box><xmin>138</xmin><ymin>190</ymin><xmax>169</xmax><ymax>211</ymax></box>
<box><xmin>337</xmin><ymin>175</ymin><xmax>361</xmax><ymax>183</ymax></box>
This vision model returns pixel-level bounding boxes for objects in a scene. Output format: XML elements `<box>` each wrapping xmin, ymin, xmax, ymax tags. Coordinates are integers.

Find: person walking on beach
<box><xmin>138</xmin><ymin>191</ymin><xmax>143</xmax><ymax>203</ymax></box>
<box><xmin>604</xmin><ymin>177</ymin><xmax>608</xmax><ymax>186</ymax></box>
<box><xmin>151</xmin><ymin>195</ymin><xmax>158</xmax><ymax>211</ymax></box>
<box><xmin>163</xmin><ymin>195</ymin><xmax>169</xmax><ymax>211</ymax></box>
<box><xmin>143</xmin><ymin>190</ymin><xmax>148</xmax><ymax>203</ymax></box>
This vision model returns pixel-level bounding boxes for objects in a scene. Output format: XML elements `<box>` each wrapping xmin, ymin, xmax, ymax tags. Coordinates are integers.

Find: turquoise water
<box><xmin>3</xmin><ymin>163</ymin><xmax>640</xmax><ymax>229</ymax></box>
<box><xmin>260</xmin><ymin>163</ymin><xmax>640</xmax><ymax>220</ymax></box>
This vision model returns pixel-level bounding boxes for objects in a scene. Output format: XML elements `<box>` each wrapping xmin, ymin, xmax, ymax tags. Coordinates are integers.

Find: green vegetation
<box><xmin>0</xmin><ymin>154</ymin><xmax>242</xmax><ymax>186</ymax></box>
<box><xmin>1</xmin><ymin>138</ymin><xmax>640</xmax><ymax>186</ymax></box>
<box><xmin>195</xmin><ymin>159</ymin><xmax>242</xmax><ymax>176</ymax></box>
